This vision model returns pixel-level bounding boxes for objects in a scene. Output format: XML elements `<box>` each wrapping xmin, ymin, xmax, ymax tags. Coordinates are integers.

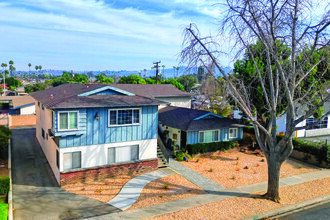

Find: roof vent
<box><xmin>50</xmin><ymin>94</ymin><xmax>53</xmax><ymax>100</ymax></box>
<box><xmin>87</xmin><ymin>85</ymin><xmax>89</xmax><ymax>88</ymax></box>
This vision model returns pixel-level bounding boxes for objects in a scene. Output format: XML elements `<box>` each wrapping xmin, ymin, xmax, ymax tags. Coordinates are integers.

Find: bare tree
<box><xmin>181</xmin><ymin>0</ymin><xmax>330</xmax><ymax>202</ymax></box>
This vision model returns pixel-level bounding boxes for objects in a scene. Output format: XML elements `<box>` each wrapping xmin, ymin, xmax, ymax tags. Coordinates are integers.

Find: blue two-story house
<box><xmin>31</xmin><ymin>83</ymin><xmax>165</xmax><ymax>185</ymax></box>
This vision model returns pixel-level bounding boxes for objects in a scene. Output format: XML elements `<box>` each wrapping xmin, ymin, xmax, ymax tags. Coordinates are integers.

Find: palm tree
<box><xmin>1</xmin><ymin>63</ymin><xmax>7</xmax><ymax>92</ymax></box>
<box><xmin>8</xmin><ymin>60</ymin><xmax>14</xmax><ymax>76</ymax></box>
<box><xmin>173</xmin><ymin>66</ymin><xmax>176</xmax><ymax>78</ymax></box>
<box><xmin>143</xmin><ymin>69</ymin><xmax>147</xmax><ymax>78</ymax></box>
<box><xmin>176</xmin><ymin>66</ymin><xmax>180</xmax><ymax>77</ymax></box>
<box><xmin>28</xmin><ymin>63</ymin><xmax>31</xmax><ymax>72</ymax></box>
<box><xmin>35</xmin><ymin>65</ymin><xmax>38</xmax><ymax>72</ymax></box>
<box><xmin>38</xmin><ymin>65</ymin><xmax>42</xmax><ymax>73</ymax></box>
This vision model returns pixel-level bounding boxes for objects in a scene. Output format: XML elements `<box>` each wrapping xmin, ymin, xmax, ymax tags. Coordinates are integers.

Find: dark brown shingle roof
<box><xmin>159</xmin><ymin>106</ymin><xmax>245</xmax><ymax>131</ymax></box>
<box><xmin>110</xmin><ymin>84</ymin><xmax>191</xmax><ymax>98</ymax></box>
<box><xmin>30</xmin><ymin>83</ymin><xmax>166</xmax><ymax>109</ymax></box>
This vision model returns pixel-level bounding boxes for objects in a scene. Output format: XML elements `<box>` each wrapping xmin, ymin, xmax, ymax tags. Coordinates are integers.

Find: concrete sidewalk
<box><xmin>108</xmin><ymin>168</ymin><xmax>177</xmax><ymax>210</ymax></box>
<box><xmin>93</xmin><ymin>169</ymin><xmax>330</xmax><ymax>220</ymax></box>
<box><xmin>169</xmin><ymin>158</ymin><xmax>226</xmax><ymax>192</ymax></box>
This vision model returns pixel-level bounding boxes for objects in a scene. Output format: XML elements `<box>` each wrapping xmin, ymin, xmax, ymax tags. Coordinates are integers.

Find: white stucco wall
<box><xmin>20</xmin><ymin>104</ymin><xmax>36</xmax><ymax>115</ymax></box>
<box><xmin>161</xmin><ymin>124</ymin><xmax>181</xmax><ymax>149</ymax></box>
<box><xmin>35</xmin><ymin>102</ymin><xmax>60</xmax><ymax>184</ymax></box>
<box><xmin>59</xmin><ymin>138</ymin><xmax>157</xmax><ymax>172</ymax></box>
<box><xmin>157</xmin><ymin>97</ymin><xmax>191</xmax><ymax>109</ymax></box>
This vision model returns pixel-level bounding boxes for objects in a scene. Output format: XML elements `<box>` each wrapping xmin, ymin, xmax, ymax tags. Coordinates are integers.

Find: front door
<box><xmin>180</xmin><ymin>131</ymin><xmax>187</xmax><ymax>150</ymax></box>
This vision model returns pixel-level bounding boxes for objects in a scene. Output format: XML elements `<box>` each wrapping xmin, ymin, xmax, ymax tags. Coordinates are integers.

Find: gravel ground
<box><xmin>62</xmin><ymin>175</ymin><xmax>134</xmax><ymax>203</ymax></box>
<box><xmin>151</xmin><ymin>177</ymin><xmax>330</xmax><ymax>220</ymax></box>
<box><xmin>181</xmin><ymin>151</ymin><xmax>320</xmax><ymax>188</ymax></box>
<box><xmin>128</xmin><ymin>175</ymin><xmax>206</xmax><ymax>210</ymax></box>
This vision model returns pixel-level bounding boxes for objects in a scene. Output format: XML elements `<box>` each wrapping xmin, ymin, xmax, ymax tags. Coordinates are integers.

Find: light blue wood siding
<box><xmin>58</xmin><ymin>105</ymin><xmax>158</xmax><ymax>148</ymax></box>
<box><xmin>187</xmin><ymin>127</ymin><xmax>243</xmax><ymax>144</ymax></box>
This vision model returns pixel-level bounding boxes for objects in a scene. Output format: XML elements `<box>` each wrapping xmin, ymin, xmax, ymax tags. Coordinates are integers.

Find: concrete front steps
<box><xmin>157</xmin><ymin>145</ymin><xmax>168</xmax><ymax>168</ymax></box>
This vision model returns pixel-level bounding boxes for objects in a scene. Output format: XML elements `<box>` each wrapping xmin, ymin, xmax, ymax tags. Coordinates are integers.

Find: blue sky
<box><xmin>0</xmin><ymin>0</ymin><xmax>228</xmax><ymax>71</ymax></box>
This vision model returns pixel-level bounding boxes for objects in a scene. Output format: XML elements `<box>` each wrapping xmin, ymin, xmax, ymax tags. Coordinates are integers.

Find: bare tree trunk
<box><xmin>264</xmin><ymin>153</ymin><xmax>282</xmax><ymax>202</ymax></box>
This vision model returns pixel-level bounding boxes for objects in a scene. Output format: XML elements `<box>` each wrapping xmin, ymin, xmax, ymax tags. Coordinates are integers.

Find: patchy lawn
<box><xmin>0</xmin><ymin>196</ymin><xmax>8</xmax><ymax>220</ymax></box>
<box><xmin>128</xmin><ymin>175</ymin><xmax>206</xmax><ymax>210</ymax></box>
<box><xmin>151</xmin><ymin>177</ymin><xmax>330</xmax><ymax>220</ymax></box>
<box><xmin>181</xmin><ymin>150</ymin><xmax>320</xmax><ymax>188</ymax></box>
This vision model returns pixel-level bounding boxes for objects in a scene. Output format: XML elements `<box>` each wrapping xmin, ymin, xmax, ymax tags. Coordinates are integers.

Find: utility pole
<box><xmin>153</xmin><ymin>61</ymin><xmax>161</xmax><ymax>84</ymax></box>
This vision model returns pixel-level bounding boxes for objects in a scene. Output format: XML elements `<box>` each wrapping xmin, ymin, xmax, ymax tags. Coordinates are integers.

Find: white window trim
<box><xmin>57</xmin><ymin>111</ymin><xmax>79</xmax><ymax>131</ymax></box>
<box><xmin>108</xmin><ymin>145</ymin><xmax>140</xmax><ymax>164</ymax></box>
<box><xmin>108</xmin><ymin>108</ymin><xmax>141</xmax><ymax>127</ymax></box>
<box><xmin>229</xmin><ymin>128</ymin><xmax>238</xmax><ymax>138</ymax></box>
<box><xmin>198</xmin><ymin>129</ymin><xmax>220</xmax><ymax>143</ymax></box>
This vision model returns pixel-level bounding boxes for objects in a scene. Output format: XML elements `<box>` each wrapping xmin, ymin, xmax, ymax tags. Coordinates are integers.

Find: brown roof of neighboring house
<box><xmin>110</xmin><ymin>84</ymin><xmax>191</xmax><ymax>98</ymax></box>
<box><xmin>0</xmin><ymin>95</ymin><xmax>35</xmax><ymax>109</ymax></box>
<box><xmin>30</xmin><ymin>83</ymin><xmax>166</xmax><ymax>109</ymax></box>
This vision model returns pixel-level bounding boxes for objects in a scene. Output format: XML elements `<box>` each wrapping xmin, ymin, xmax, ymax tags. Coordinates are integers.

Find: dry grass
<box><xmin>151</xmin><ymin>177</ymin><xmax>330</xmax><ymax>220</ymax></box>
<box><xmin>181</xmin><ymin>151</ymin><xmax>319</xmax><ymax>188</ymax></box>
<box><xmin>128</xmin><ymin>175</ymin><xmax>206</xmax><ymax>210</ymax></box>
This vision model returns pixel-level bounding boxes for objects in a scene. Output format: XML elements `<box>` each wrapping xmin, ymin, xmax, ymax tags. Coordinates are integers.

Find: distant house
<box><xmin>0</xmin><ymin>96</ymin><xmax>35</xmax><ymax>115</ymax></box>
<box><xmin>277</xmin><ymin>102</ymin><xmax>330</xmax><ymax>142</ymax></box>
<box><xmin>30</xmin><ymin>83</ymin><xmax>166</xmax><ymax>185</ymax></box>
<box><xmin>110</xmin><ymin>84</ymin><xmax>192</xmax><ymax>109</ymax></box>
<box><xmin>158</xmin><ymin>106</ymin><xmax>245</xmax><ymax>149</ymax></box>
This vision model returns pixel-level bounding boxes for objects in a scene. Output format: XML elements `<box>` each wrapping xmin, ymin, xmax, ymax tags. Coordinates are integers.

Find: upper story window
<box><xmin>199</xmin><ymin>130</ymin><xmax>219</xmax><ymax>143</ymax></box>
<box><xmin>58</xmin><ymin>111</ymin><xmax>78</xmax><ymax>131</ymax></box>
<box><xmin>229</xmin><ymin>128</ymin><xmax>238</xmax><ymax>138</ymax></box>
<box><xmin>108</xmin><ymin>108</ymin><xmax>140</xmax><ymax>126</ymax></box>
<box><xmin>306</xmin><ymin>117</ymin><xmax>328</xmax><ymax>130</ymax></box>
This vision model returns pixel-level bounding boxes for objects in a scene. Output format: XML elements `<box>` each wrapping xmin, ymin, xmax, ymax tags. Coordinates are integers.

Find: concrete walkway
<box><xmin>108</xmin><ymin>168</ymin><xmax>177</xmax><ymax>210</ymax></box>
<box><xmin>169</xmin><ymin>158</ymin><xmax>226</xmax><ymax>192</ymax></box>
<box><xmin>93</xmin><ymin>169</ymin><xmax>330</xmax><ymax>220</ymax></box>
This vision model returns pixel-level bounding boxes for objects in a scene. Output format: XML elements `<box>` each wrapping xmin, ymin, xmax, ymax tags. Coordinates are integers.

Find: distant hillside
<box><xmin>14</xmin><ymin>66</ymin><xmax>233</xmax><ymax>78</ymax></box>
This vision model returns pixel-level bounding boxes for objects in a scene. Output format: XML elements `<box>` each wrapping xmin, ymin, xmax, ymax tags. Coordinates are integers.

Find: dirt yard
<box><xmin>181</xmin><ymin>150</ymin><xmax>320</xmax><ymax>188</ymax></box>
<box><xmin>63</xmin><ymin>173</ymin><xmax>205</xmax><ymax>209</ymax></box>
<box><xmin>151</xmin><ymin>177</ymin><xmax>330</xmax><ymax>220</ymax></box>
<box><xmin>128</xmin><ymin>175</ymin><xmax>206</xmax><ymax>210</ymax></box>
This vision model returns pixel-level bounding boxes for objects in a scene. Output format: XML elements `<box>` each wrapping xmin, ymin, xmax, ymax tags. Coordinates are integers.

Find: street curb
<box><xmin>241</xmin><ymin>194</ymin><xmax>330</xmax><ymax>220</ymax></box>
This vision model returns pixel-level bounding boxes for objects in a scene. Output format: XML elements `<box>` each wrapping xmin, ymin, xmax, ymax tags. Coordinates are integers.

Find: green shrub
<box><xmin>0</xmin><ymin>177</ymin><xmax>9</xmax><ymax>195</ymax></box>
<box><xmin>0</xmin><ymin>126</ymin><xmax>11</xmax><ymax>160</ymax></box>
<box><xmin>186</xmin><ymin>141</ymin><xmax>236</xmax><ymax>155</ymax></box>
<box><xmin>175</xmin><ymin>150</ymin><xmax>192</xmax><ymax>161</ymax></box>
<box><xmin>238</xmin><ymin>136</ymin><xmax>253</xmax><ymax>146</ymax></box>
<box><xmin>243</xmin><ymin>126</ymin><xmax>255</xmax><ymax>134</ymax></box>
<box><xmin>277</xmin><ymin>136</ymin><xmax>330</xmax><ymax>167</ymax></box>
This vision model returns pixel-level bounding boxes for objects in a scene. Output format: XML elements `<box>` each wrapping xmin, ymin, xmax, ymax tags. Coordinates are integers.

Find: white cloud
<box><xmin>0</xmin><ymin>0</ymin><xmax>225</xmax><ymax>70</ymax></box>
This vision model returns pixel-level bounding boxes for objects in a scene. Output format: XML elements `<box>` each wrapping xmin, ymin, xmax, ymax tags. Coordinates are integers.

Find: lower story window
<box><xmin>108</xmin><ymin>145</ymin><xmax>139</xmax><ymax>164</ymax></box>
<box><xmin>229</xmin><ymin>128</ymin><xmax>238</xmax><ymax>138</ymax></box>
<box><xmin>63</xmin><ymin>151</ymin><xmax>81</xmax><ymax>170</ymax></box>
<box><xmin>42</xmin><ymin>128</ymin><xmax>45</xmax><ymax>139</ymax></box>
<box><xmin>199</xmin><ymin>130</ymin><xmax>219</xmax><ymax>143</ymax></box>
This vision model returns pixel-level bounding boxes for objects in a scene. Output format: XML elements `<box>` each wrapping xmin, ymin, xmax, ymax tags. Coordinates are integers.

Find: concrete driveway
<box><xmin>11</xmin><ymin>128</ymin><xmax>120</xmax><ymax>219</ymax></box>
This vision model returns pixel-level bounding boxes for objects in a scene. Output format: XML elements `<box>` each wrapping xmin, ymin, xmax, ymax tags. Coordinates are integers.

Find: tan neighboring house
<box><xmin>110</xmin><ymin>84</ymin><xmax>192</xmax><ymax>109</ymax></box>
<box><xmin>0</xmin><ymin>95</ymin><xmax>36</xmax><ymax>115</ymax></box>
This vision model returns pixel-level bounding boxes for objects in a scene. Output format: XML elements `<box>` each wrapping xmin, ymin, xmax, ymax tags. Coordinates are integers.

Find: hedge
<box><xmin>186</xmin><ymin>141</ymin><xmax>236</xmax><ymax>155</ymax></box>
<box><xmin>0</xmin><ymin>177</ymin><xmax>9</xmax><ymax>195</ymax></box>
<box><xmin>291</xmin><ymin>138</ymin><xmax>330</xmax><ymax>167</ymax></box>
<box><xmin>277</xmin><ymin>136</ymin><xmax>330</xmax><ymax>167</ymax></box>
